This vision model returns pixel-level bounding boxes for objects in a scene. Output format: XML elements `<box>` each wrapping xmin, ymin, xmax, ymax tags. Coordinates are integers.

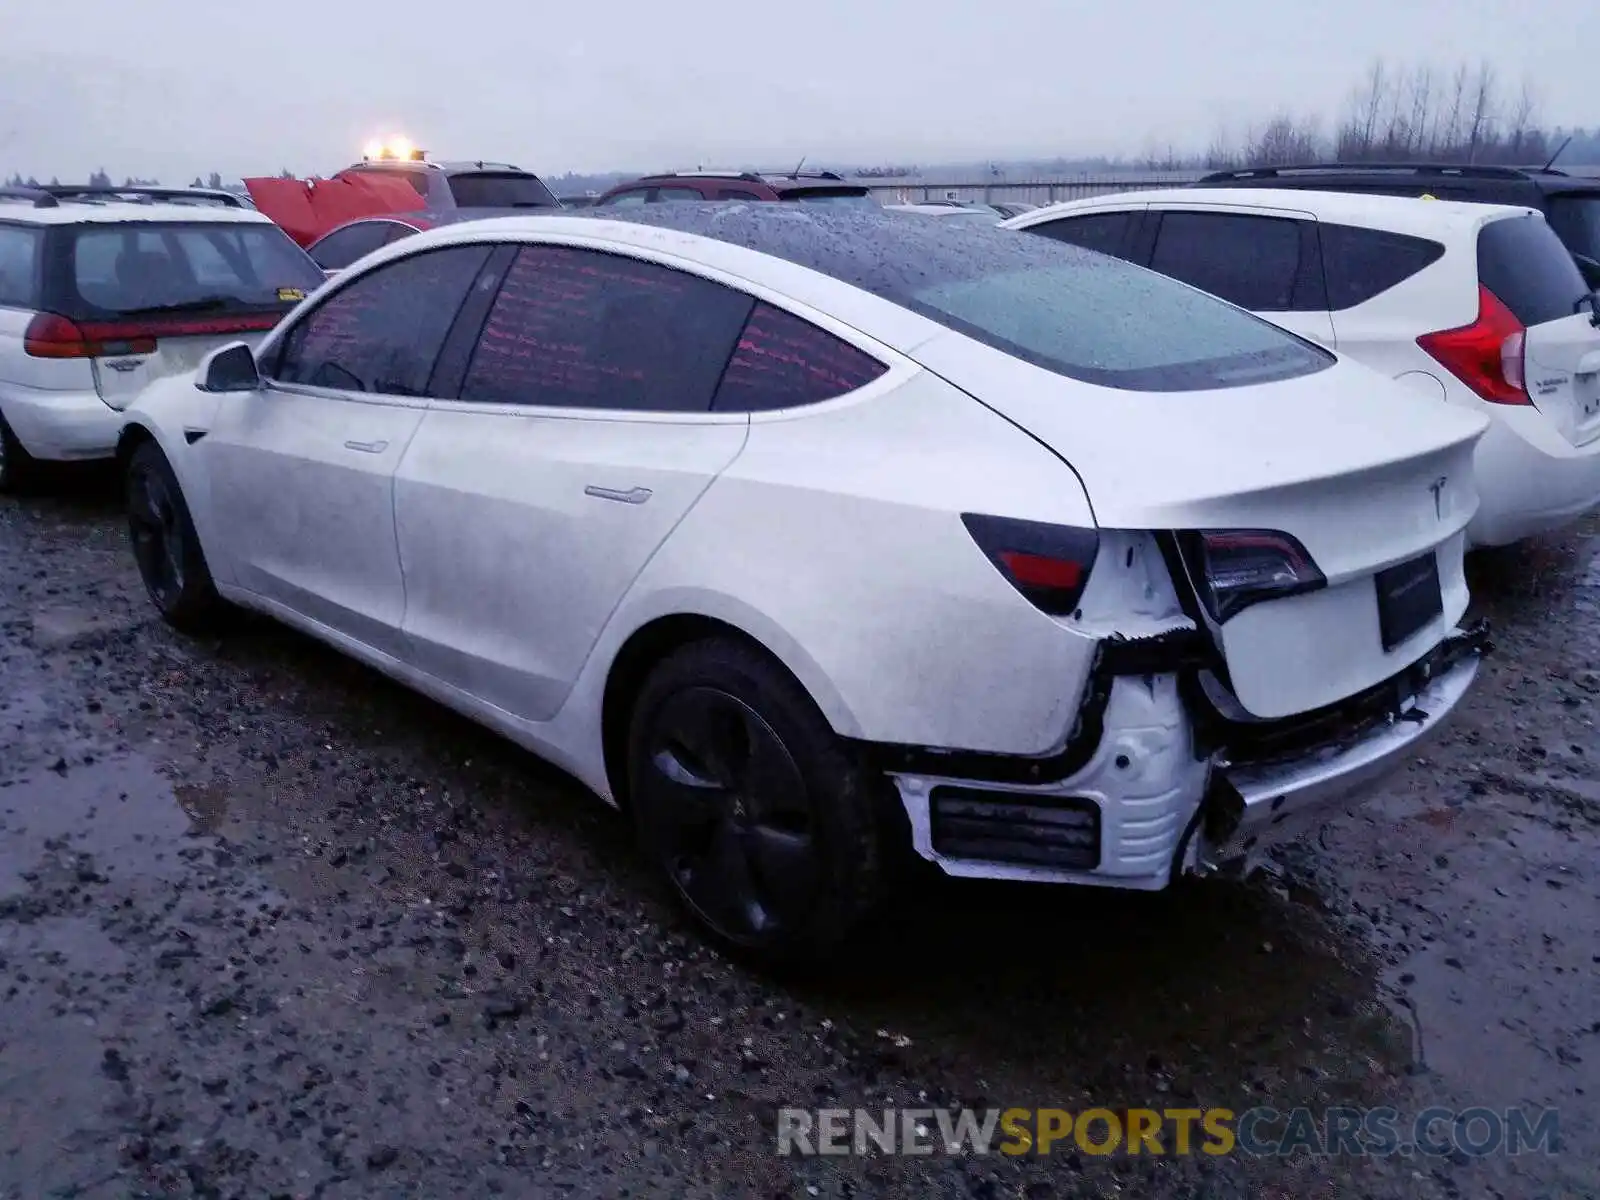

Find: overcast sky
<box><xmin>2</xmin><ymin>0</ymin><xmax>1594</xmax><ymax>182</ymax></box>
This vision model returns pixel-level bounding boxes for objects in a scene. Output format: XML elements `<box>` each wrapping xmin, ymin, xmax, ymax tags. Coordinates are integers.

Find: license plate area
<box><xmin>1374</xmin><ymin>551</ymin><xmax>1443</xmax><ymax>651</ymax></box>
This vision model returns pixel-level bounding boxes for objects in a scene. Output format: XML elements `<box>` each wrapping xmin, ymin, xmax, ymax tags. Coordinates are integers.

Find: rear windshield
<box><xmin>446</xmin><ymin>172</ymin><xmax>559</xmax><ymax>208</ymax></box>
<box><xmin>1477</xmin><ymin>214</ymin><xmax>1591</xmax><ymax>327</ymax></box>
<box><xmin>59</xmin><ymin>222</ymin><xmax>326</xmax><ymax>318</ymax></box>
<box><xmin>908</xmin><ymin>255</ymin><xmax>1332</xmax><ymax>390</ymax></box>
<box><xmin>788</xmin><ymin>189</ymin><xmax>879</xmax><ymax>208</ymax></box>
<box><xmin>1545</xmin><ymin>194</ymin><xmax>1600</xmax><ymax>266</ymax></box>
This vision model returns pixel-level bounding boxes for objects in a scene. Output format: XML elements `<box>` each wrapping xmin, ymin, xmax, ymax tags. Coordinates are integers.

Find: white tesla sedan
<box><xmin>118</xmin><ymin>205</ymin><xmax>1493</xmax><ymax>965</ymax></box>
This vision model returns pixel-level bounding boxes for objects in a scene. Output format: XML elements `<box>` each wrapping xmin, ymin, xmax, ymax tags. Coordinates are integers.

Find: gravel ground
<box><xmin>2</xmin><ymin>472</ymin><xmax>1597</xmax><ymax>1199</ymax></box>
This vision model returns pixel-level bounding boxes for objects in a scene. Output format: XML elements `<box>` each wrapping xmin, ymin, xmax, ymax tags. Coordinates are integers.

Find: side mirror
<box><xmin>1575</xmin><ymin>254</ymin><xmax>1600</xmax><ymax>293</ymax></box>
<box><xmin>196</xmin><ymin>341</ymin><xmax>260</xmax><ymax>393</ymax></box>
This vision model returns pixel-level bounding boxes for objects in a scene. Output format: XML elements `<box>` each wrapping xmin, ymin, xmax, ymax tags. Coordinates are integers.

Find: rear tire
<box><xmin>0</xmin><ymin>412</ymin><xmax>39</xmax><ymax>494</ymax></box>
<box><xmin>627</xmin><ymin>637</ymin><xmax>886</xmax><ymax>969</ymax></box>
<box><xmin>125</xmin><ymin>441</ymin><xmax>227</xmax><ymax>633</ymax></box>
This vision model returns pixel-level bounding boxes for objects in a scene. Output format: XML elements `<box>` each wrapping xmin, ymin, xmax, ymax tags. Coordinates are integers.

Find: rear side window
<box><xmin>446</xmin><ymin>173</ymin><xmax>559</xmax><ymax>208</ymax></box>
<box><xmin>656</xmin><ymin>187</ymin><xmax>705</xmax><ymax>202</ymax></box>
<box><xmin>460</xmin><ymin>246</ymin><xmax>753</xmax><ymax>412</ymax></box>
<box><xmin>713</xmin><ymin>302</ymin><xmax>888</xmax><ymax>412</ymax></box>
<box><xmin>1478</xmin><ymin>215</ymin><xmax>1590</xmax><ymax>327</ymax></box>
<box><xmin>0</xmin><ymin>224</ymin><xmax>42</xmax><ymax>308</ymax></box>
<box><xmin>599</xmin><ymin>189</ymin><xmax>651</xmax><ymax>208</ymax></box>
<box><xmin>1027</xmin><ymin>212</ymin><xmax>1132</xmax><ymax>259</ymax></box>
<box><xmin>271</xmin><ymin>245</ymin><xmax>492</xmax><ymax>394</ymax></box>
<box><xmin>1318</xmin><ymin>223</ymin><xmax>1445</xmax><ymax>310</ymax></box>
<box><xmin>1149</xmin><ymin>212</ymin><xmax>1310</xmax><ymax>311</ymax></box>
<box><xmin>309</xmin><ymin>222</ymin><xmax>400</xmax><ymax>270</ymax></box>
<box><xmin>66</xmin><ymin>223</ymin><xmax>325</xmax><ymax>317</ymax></box>
<box><xmin>1545</xmin><ymin>195</ymin><xmax>1600</xmax><ymax>266</ymax></box>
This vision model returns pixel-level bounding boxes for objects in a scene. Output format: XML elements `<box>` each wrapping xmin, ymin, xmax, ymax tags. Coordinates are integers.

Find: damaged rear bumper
<box><xmin>1194</xmin><ymin>620</ymin><xmax>1488</xmax><ymax>870</ymax></box>
<box><xmin>883</xmin><ymin>620</ymin><xmax>1490</xmax><ymax>888</ymax></box>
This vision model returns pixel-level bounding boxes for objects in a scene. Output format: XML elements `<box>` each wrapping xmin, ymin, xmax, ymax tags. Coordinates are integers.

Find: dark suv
<box><xmin>1192</xmin><ymin>163</ymin><xmax>1600</xmax><ymax>288</ymax></box>
<box><xmin>594</xmin><ymin>170</ymin><xmax>878</xmax><ymax>208</ymax></box>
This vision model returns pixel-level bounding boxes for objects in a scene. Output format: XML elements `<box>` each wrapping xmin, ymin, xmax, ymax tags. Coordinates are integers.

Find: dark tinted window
<box><xmin>719</xmin><ymin>187</ymin><xmax>766</xmax><ymax>200</ymax></box>
<box><xmin>713</xmin><ymin>302</ymin><xmax>888</xmax><ymax>412</ymax></box>
<box><xmin>1318</xmin><ymin>222</ymin><xmax>1444</xmax><ymax>309</ymax></box>
<box><xmin>1545</xmin><ymin>195</ymin><xmax>1600</xmax><ymax>265</ymax></box>
<box><xmin>1028</xmin><ymin>212</ymin><xmax>1132</xmax><ymax>258</ymax></box>
<box><xmin>1149</xmin><ymin>212</ymin><xmax>1304</xmax><ymax>311</ymax></box>
<box><xmin>560</xmin><ymin>205</ymin><xmax>1332</xmax><ymax>391</ymax></box>
<box><xmin>446</xmin><ymin>172</ymin><xmax>559</xmax><ymax>208</ymax></box>
<box><xmin>599</xmin><ymin>189</ymin><xmax>651</xmax><ymax>208</ymax></box>
<box><xmin>0</xmin><ymin>224</ymin><xmax>42</xmax><ymax>308</ymax></box>
<box><xmin>656</xmin><ymin>187</ymin><xmax>705</xmax><ymax>202</ymax></box>
<box><xmin>66</xmin><ymin>222</ymin><xmax>325</xmax><ymax>317</ymax></box>
<box><xmin>271</xmin><ymin>245</ymin><xmax>492</xmax><ymax>394</ymax></box>
<box><xmin>1478</xmin><ymin>214</ymin><xmax>1590</xmax><ymax>327</ymax></box>
<box><xmin>309</xmin><ymin>222</ymin><xmax>401</xmax><ymax>270</ymax></box>
<box><xmin>460</xmin><ymin>246</ymin><xmax>753</xmax><ymax>411</ymax></box>
<box><xmin>789</xmin><ymin>189</ymin><xmax>879</xmax><ymax>208</ymax></box>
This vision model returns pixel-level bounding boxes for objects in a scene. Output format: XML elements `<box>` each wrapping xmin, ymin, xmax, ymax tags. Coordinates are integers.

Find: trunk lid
<box><xmin>1522</xmin><ymin>310</ymin><xmax>1600</xmax><ymax>446</ymax></box>
<box><xmin>912</xmin><ymin>334</ymin><xmax>1488</xmax><ymax>718</ymax></box>
<box><xmin>91</xmin><ymin>324</ymin><xmax>276</xmax><ymax>411</ymax></box>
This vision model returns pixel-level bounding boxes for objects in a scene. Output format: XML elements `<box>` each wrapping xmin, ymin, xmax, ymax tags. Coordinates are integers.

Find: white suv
<box><xmin>0</xmin><ymin>184</ymin><xmax>327</xmax><ymax>490</ymax></box>
<box><xmin>1003</xmin><ymin>190</ymin><xmax>1600</xmax><ymax>547</ymax></box>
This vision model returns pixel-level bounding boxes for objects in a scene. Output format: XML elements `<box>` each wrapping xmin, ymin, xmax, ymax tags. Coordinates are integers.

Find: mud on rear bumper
<box><xmin>881</xmin><ymin>620</ymin><xmax>1491</xmax><ymax>888</ymax></box>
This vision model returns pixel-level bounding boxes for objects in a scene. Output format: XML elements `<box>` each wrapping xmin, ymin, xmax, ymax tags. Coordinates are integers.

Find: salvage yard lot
<box><xmin>2</xmin><ymin>477</ymin><xmax>1597</xmax><ymax>1200</ymax></box>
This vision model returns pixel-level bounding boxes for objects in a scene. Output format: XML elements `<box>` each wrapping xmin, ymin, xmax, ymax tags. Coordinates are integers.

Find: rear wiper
<box><xmin>118</xmin><ymin>296</ymin><xmax>238</xmax><ymax>316</ymax></box>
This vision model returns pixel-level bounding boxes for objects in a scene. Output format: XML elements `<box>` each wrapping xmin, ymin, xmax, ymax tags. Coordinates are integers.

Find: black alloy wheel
<box><xmin>628</xmin><ymin>638</ymin><xmax>884</xmax><ymax>966</ymax></box>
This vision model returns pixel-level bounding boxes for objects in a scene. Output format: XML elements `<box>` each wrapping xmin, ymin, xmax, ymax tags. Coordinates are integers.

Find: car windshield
<box><xmin>790</xmin><ymin>190</ymin><xmax>879</xmax><ymax>208</ymax></box>
<box><xmin>67</xmin><ymin>222</ymin><xmax>325</xmax><ymax>317</ymax></box>
<box><xmin>447</xmin><ymin>172</ymin><xmax>560</xmax><ymax>208</ymax></box>
<box><xmin>1546</xmin><ymin>195</ymin><xmax>1600</xmax><ymax>267</ymax></box>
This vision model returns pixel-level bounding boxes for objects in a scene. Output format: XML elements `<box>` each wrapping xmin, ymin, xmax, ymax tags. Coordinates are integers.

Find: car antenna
<box><xmin>1542</xmin><ymin>136</ymin><xmax>1572</xmax><ymax>172</ymax></box>
<box><xmin>792</xmin><ymin>156</ymin><xmax>806</xmax><ymax>178</ymax></box>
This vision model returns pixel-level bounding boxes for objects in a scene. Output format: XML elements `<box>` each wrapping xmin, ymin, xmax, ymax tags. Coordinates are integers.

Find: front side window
<box><xmin>270</xmin><ymin>245</ymin><xmax>492</xmax><ymax>395</ymax></box>
<box><xmin>459</xmin><ymin>245</ymin><xmax>753</xmax><ymax>412</ymax></box>
<box><xmin>1148</xmin><ymin>211</ymin><xmax>1307</xmax><ymax>312</ymax></box>
<box><xmin>598</xmin><ymin>189</ymin><xmax>651</xmax><ymax>208</ymax></box>
<box><xmin>67</xmin><ymin>222</ymin><xmax>325</xmax><ymax>317</ymax></box>
<box><xmin>309</xmin><ymin>222</ymin><xmax>401</xmax><ymax>270</ymax></box>
<box><xmin>712</xmin><ymin>302</ymin><xmax>887</xmax><ymax>412</ymax></box>
<box><xmin>0</xmin><ymin>224</ymin><xmax>42</xmax><ymax>308</ymax></box>
<box><xmin>1027</xmin><ymin>211</ymin><xmax>1132</xmax><ymax>259</ymax></box>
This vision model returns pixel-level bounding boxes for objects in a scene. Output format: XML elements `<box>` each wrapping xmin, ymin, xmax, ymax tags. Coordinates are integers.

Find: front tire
<box><xmin>125</xmin><ymin>440</ymin><xmax>226</xmax><ymax>633</ymax></box>
<box><xmin>627</xmin><ymin>637</ymin><xmax>886</xmax><ymax>968</ymax></box>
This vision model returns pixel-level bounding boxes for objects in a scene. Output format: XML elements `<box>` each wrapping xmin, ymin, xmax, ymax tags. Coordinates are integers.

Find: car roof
<box><xmin>343</xmin><ymin>160</ymin><xmax>534</xmax><ymax>176</ymax></box>
<box><xmin>343</xmin><ymin>203</ymin><xmax>1088</xmax><ymax>355</ymax></box>
<box><xmin>0</xmin><ymin>197</ymin><xmax>274</xmax><ymax>226</ymax></box>
<box><xmin>311</xmin><ymin>208</ymin><xmax>529</xmax><ymax>241</ymax></box>
<box><xmin>1196</xmin><ymin>163</ymin><xmax>1600</xmax><ymax>193</ymax></box>
<box><xmin>1004</xmin><ymin>187</ymin><xmax>1540</xmax><ymax>239</ymax></box>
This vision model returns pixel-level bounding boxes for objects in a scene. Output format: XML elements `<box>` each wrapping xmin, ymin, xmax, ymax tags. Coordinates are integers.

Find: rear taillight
<box><xmin>23</xmin><ymin>313</ymin><xmax>157</xmax><ymax>358</ymax></box>
<box><xmin>961</xmin><ymin>513</ymin><xmax>1099</xmax><ymax>616</ymax></box>
<box><xmin>23</xmin><ymin>310</ymin><xmax>278</xmax><ymax>360</ymax></box>
<box><xmin>1184</xmin><ymin>529</ymin><xmax>1325</xmax><ymax>623</ymax></box>
<box><xmin>1416</xmin><ymin>284</ymin><xmax>1531</xmax><ymax>405</ymax></box>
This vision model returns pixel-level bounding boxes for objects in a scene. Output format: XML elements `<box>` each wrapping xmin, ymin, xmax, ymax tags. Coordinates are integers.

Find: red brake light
<box><xmin>23</xmin><ymin>311</ymin><xmax>278</xmax><ymax>359</ymax></box>
<box><xmin>1416</xmin><ymin>284</ymin><xmax>1531</xmax><ymax>405</ymax></box>
<box><xmin>962</xmin><ymin>513</ymin><xmax>1099</xmax><ymax>616</ymax></box>
<box><xmin>25</xmin><ymin>312</ymin><xmax>157</xmax><ymax>359</ymax></box>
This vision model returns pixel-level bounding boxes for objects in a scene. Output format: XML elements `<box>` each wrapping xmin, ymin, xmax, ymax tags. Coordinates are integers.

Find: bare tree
<box><xmin>1242</xmin><ymin>114</ymin><xmax>1324</xmax><ymax>166</ymax></box>
<box><xmin>1465</xmin><ymin>61</ymin><xmax>1497</xmax><ymax>163</ymax></box>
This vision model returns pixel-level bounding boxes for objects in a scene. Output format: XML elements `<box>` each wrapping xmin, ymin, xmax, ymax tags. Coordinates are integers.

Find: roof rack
<box><xmin>1198</xmin><ymin>162</ymin><xmax>1553</xmax><ymax>184</ymax></box>
<box><xmin>35</xmin><ymin>185</ymin><xmax>247</xmax><ymax>207</ymax></box>
<box><xmin>0</xmin><ymin>185</ymin><xmax>60</xmax><ymax>208</ymax></box>
<box><xmin>663</xmin><ymin>169</ymin><xmax>767</xmax><ymax>181</ymax></box>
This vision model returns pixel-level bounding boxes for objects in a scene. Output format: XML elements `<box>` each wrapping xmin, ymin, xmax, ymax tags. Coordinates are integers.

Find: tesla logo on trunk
<box><xmin>1428</xmin><ymin>476</ymin><xmax>1447</xmax><ymax>519</ymax></box>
